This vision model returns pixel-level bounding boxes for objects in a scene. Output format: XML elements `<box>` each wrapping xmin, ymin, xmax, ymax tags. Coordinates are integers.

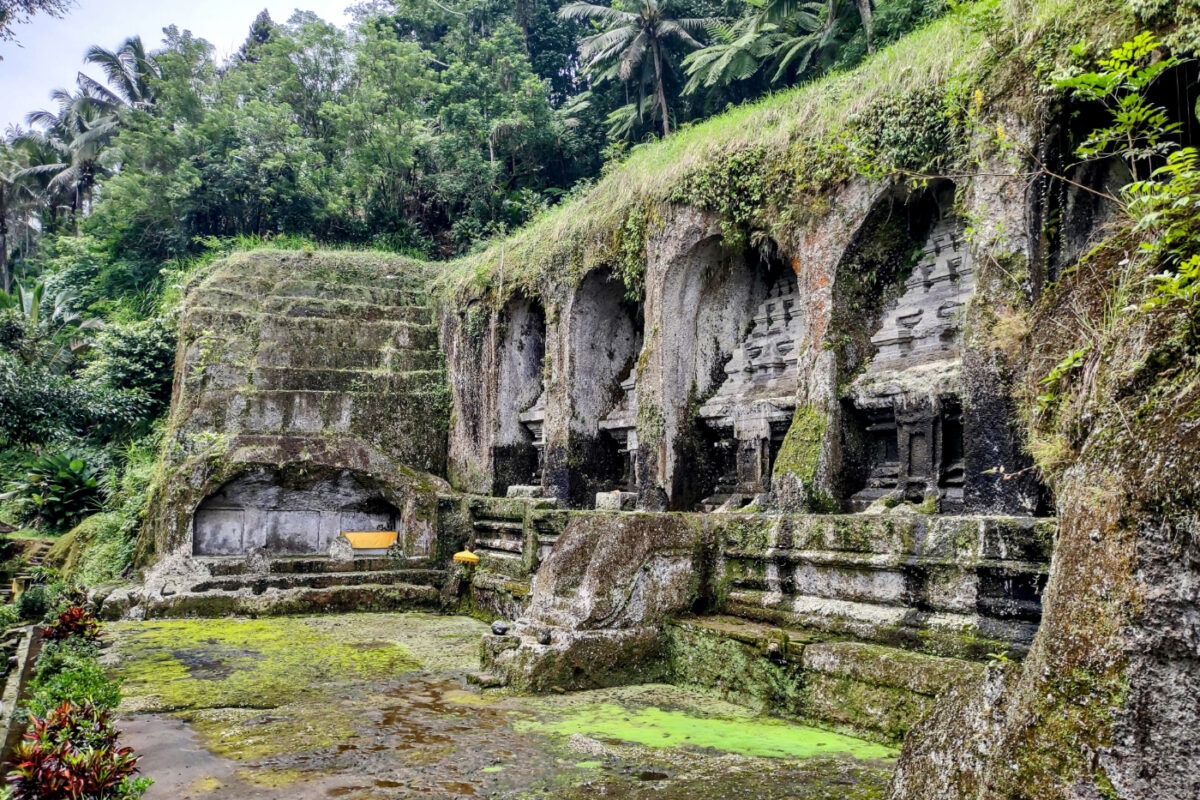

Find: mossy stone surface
<box><xmin>109</xmin><ymin>612</ymin><xmax>894</xmax><ymax>799</ymax></box>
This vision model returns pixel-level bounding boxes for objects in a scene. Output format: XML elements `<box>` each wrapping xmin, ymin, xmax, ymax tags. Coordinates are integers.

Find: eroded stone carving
<box><xmin>698</xmin><ymin>272</ymin><xmax>803</xmax><ymax>508</ymax></box>
<box><xmin>848</xmin><ymin>216</ymin><xmax>973</xmax><ymax>512</ymax></box>
<box><xmin>598</xmin><ymin>365</ymin><xmax>639</xmax><ymax>497</ymax></box>
<box><xmin>193</xmin><ymin>469</ymin><xmax>398</xmax><ymax>556</ymax></box>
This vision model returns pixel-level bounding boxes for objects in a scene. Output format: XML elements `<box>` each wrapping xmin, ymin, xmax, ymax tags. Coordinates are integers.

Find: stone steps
<box><xmin>667</xmin><ymin>615</ymin><xmax>984</xmax><ymax>744</ymax></box>
<box><xmin>725</xmin><ymin>550</ymin><xmax>1046</xmax><ymax>619</ymax></box>
<box><xmin>716</xmin><ymin>514</ymin><xmax>1052</xmax><ymax>661</ymax></box>
<box><xmin>197</xmin><ymin>280</ymin><xmax>429</xmax><ymax>310</ymax></box>
<box><xmin>250</xmin><ymin>363</ymin><xmax>444</xmax><ymax>392</ymax></box>
<box><xmin>723</xmin><ymin>591</ymin><xmax>1034</xmax><ymax>660</ymax></box>
<box><xmin>197</xmin><ymin>555</ymin><xmax>438</xmax><ymax>576</ymax></box>
<box><xmin>134</xmin><ymin>581</ymin><xmax>443</xmax><ymax>619</ymax></box>
<box><xmin>189</xmin><ymin>569</ymin><xmax>446</xmax><ymax>594</ymax></box>
<box><xmin>255</xmin><ymin>346</ymin><xmax>438</xmax><ymax>372</ymax></box>
<box><xmin>198</xmin><ymin>380</ymin><xmax>445</xmax><ymax>436</ymax></box>
<box><xmin>182</xmin><ymin>306</ymin><xmax>439</xmax><ymax>350</ymax></box>
<box><xmin>103</xmin><ymin>554</ymin><xmax>448</xmax><ymax>620</ymax></box>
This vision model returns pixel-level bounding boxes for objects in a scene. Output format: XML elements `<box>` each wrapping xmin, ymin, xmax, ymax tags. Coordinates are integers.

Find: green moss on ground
<box><xmin>108</xmin><ymin>613</ymin><xmax>486</xmax><ymax>760</ymax></box>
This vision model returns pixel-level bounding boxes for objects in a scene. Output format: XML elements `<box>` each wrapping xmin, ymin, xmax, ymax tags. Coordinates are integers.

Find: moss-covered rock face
<box><xmin>141</xmin><ymin>250</ymin><xmax>450</xmax><ymax>562</ymax></box>
<box><xmin>890</xmin><ymin>226</ymin><xmax>1200</xmax><ymax>797</ymax></box>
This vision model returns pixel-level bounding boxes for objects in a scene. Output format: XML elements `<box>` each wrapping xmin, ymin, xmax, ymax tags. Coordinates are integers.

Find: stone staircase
<box><xmin>99</xmin><ymin>554</ymin><xmax>447</xmax><ymax>620</ymax></box>
<box><xmin>435</xmin><ymin>494</ymin><xmax>566</xmax><ymax>620</ymax></box>
<box><xmin>1</xmin><ymin>539</ymin><xmax>54</xmax><ymax>605</ymax></box>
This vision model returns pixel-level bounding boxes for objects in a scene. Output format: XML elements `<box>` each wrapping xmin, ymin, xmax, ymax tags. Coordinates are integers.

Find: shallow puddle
<box><xmin>107</xmin><ymin>613</ymin><xmax>894</xmax><ymax>799</ymax></box>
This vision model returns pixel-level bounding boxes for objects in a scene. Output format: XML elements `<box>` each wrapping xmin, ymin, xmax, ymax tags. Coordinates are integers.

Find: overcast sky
<box><xmin>1</xmin><ymin>0</ymin><xmax>354</xmax><ymax>131</ymax></box>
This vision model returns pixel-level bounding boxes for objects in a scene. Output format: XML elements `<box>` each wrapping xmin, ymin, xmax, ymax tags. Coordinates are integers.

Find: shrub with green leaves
<box><xmin>2</xmin><ymin>452</ymin><xmax>103</xmax><ymax>533</ymax></box>
<box><xmin>23</xmin><ymin>636</ymin><xmax>120</xmax><ymax>720</ymax></box>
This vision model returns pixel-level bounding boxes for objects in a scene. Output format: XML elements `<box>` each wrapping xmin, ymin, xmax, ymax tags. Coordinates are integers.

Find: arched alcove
<box><xmin>658</xmin><ymin>235</ymin><xmax>793</xmax><ymax>510</ymax></box>
<box><xmin>193</xmin><ymin>468</ymin><xmax>399</xmax><ymax>556</ymax></box>
<box><xmin>493</xmin><ymin>295</ymin><xmax>547</xmax><ymax>494</ymax></box>
<box><xmin>832</xmin><ymin>182</ymin><xmax>988</xmax><ymax>512</ymax></box>
<box><xmin>565</xmin><ymin>269</ymin><xmax>643</xmax><ymax>505</ymax></box>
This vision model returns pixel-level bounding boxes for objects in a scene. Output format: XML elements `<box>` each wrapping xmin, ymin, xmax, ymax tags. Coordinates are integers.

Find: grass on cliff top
<box><xmin>435</xmin><ymin>0</ymin><xmax>1134</xmax><ymax>301</ymax></box>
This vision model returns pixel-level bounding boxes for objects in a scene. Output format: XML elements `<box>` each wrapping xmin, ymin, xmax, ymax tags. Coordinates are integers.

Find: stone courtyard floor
<box><xmin>105</xmin><ymin>613</ymin><xmax>895</xmax><ymax>799</ymax></box>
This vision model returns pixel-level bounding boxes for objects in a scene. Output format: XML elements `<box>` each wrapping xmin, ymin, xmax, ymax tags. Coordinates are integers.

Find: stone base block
<box><xmin>594</xmin><ymin>491</ymin><xmax>637</xmax><ymax>511</ymax></box>
<box><xmin>481</xmin><ymin>625</ymin><xmax>667</xmax><ymax>692</ymax></box>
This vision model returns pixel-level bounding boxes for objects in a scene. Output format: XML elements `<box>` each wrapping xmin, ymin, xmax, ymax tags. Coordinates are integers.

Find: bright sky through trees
<box><xmin>0</xmin><ymin>0</ymin><xmax>352</xmax><ymax>130</ymax></box>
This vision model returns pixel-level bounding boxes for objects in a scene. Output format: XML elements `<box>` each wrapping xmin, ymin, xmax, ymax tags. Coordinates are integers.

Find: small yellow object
<box><xmin>453</xmin><ymin>549</ymin><xmax>480</xmax><ymax>565</ymax></box>
<box><xmin>342</xmin><ymin>531</ymin><xmax>399</xmax><ymax>549</ymax></box>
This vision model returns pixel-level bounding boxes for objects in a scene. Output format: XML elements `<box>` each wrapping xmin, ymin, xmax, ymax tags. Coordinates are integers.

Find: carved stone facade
<box><xmin>847</xmin><ymin>216</ymin><xmax>974</xmax><ymax>511</ymax></box>
<box><xmin>698</xmin><ymin>271</ymin><xmax>803</xmax><ymax>508</ymax></box>
<box><xmin>598</xmin><ymin>365</ymin><xmax>639</xmax><ymax>492</ymax></box>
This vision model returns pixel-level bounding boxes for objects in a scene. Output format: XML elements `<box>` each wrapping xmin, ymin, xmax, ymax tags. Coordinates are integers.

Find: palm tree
<box><xmin>683</xmin><ymin>0</ymin><xmax>871</xmax><ymax>97</ymax></box>
<box><xmin>19</xmin><ymin>87</ymin><xmax>118</xmax><ymax>230</ymax></box>
<box><xmin>0</xmin><ymin>143</ymin><xmax>39</xmax><ymax>293</ymax></box>
<box><xmin>559</xmin><ymin>0</ymin><xmax>716</xmax><ymax>137</ymax></box>
<box><xmin>78</xmin><ymin>36</ymin><xmax>160</xmax><ymax>113</ymax></box>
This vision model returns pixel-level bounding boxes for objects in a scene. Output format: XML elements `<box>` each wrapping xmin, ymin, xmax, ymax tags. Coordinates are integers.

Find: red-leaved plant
<box><xmin>7</xmin><ymin>702</ymin><xmax>141</xmax><ymax>799</ymax></box>
<box><xmin>39</xmin><ymin>606</ymin><xmax>101</xmax><ymax>644</ymax></box>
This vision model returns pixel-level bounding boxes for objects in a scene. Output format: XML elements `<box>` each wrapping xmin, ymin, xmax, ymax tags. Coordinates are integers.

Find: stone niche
<box><xmin>697</xmin><ymin>264</ymin><xmax>802</xmax><ymax>510</ymax></box>
<box><xmin>656</xmin><ymin>235</ymin><xmax>793</xmax><ymax>511</ymax></box>
<box><xmin>193</xmin><ymin>468</ymin><xmax>399</xmax><ymax>556</ymax></box>
<box><xmin>493</xmin><ymin>295</ymin><xmax>547</xmax><ymax>495</ymax></box>
<box><xmin>842</xmin><ymin>202</ymin><xmax>975</xmax><ymax>512</ymax></box>
<box><xmin>561</xmin><ymin>269</ymin><xmax>643</xmax><ymax>507</ymax></box>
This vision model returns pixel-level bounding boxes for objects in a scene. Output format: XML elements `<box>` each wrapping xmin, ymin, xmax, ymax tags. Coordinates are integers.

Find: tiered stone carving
<box><xmin>698</xmin><ymin>273</ymin><xmax>802</xmax><ymax>509</ymax></box>
<box><xmin>598</xmin><ymin>366</ymin><xmax>639</xmax><ymax>504</ymax></box>
<box><xmin>509</xmin><ymin>391</ymin><xmax>546</xmax><ymax>496</ymax></box>
<box><xmin>849</xmin><ymin>217</ymin><xmax>973</xmax><ymax>512</ymax></box>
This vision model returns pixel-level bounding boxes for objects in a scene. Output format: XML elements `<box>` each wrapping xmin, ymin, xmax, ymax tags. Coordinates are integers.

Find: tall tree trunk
<box><xmin>1</xmin><ymin>219</ymin><xmax>9</xmax><ymax>295</ymax></box>
<box><xmin>0</xmin><ymin>187</ymin><xmax>8</xmax><ymax>294</ymax></box>
<box><xmin>855</xmin><ymin>0</ymin><xmax>874</xmax><ymax>53</ymax></box>
<box><xmin>652</xmin><ymin>40</ymin><xmax>670</xmax><ymax>137</ymax></box>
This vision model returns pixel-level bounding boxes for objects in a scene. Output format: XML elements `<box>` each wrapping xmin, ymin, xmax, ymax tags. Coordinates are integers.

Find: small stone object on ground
<box><xmin>537</xmin><ymin>630</ymin><xmax>552</xmax><ymax>646</ymax></box>
<box><xmin>491</xmin><ymin>620</ymin><xmax>510</xmax><ymax>636</ymax></box>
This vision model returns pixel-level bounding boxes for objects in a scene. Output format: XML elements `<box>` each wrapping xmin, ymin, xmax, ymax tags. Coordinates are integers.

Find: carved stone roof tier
<box><xmin>851</xmin><ymin>217</ymin><xmax>973</xmax><ymax>405</ymax></box>
<box><xmin>699</xmin><ymin>272</ymin><xmax>802</xmax><ymax>433</ymax></box>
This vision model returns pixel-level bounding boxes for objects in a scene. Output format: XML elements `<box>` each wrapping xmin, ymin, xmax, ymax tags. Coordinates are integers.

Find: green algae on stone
<box><xmin>109</xmin><ymin>616</ymin><xmax>422</xmax><ymax>712</ymax></box>
<box><xmin>518</xmin><ymin>702</ymin><xmax>896</xmax><ymax>760</ymax></box>
<box><xmin>108</xmin><ymin>614</ymin><xmax>490</xmax><ymax>761</ymax></box>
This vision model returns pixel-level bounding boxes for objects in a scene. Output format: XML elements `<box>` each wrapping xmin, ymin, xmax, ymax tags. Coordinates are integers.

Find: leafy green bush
<box><xmin>0</xmin><ymin>604</ymin><xmax>20</xmax><ymax>630</ymax></box>
<box><xmin>2</xmin><ymin>452</ymin><xmax>104</xmax><ymax>533</ymax></box>
<box><xmin>24</xmin><ymin>638</ymin><xmax>121</xmax><ymax>719</ymax></box>
<box><xmin>16</xmin><ymin>586</ymin><xmax>51</xmax><ymax>622</ymax></box>
<box><xmin>0</xmin><ymin>358</ymin><xmax>152</xmax><ymax>449</ymax></box>
<box><xmin>86</xmin><ymin>318</ymin><xmax>177</xmax><ymax>415</ymax></box>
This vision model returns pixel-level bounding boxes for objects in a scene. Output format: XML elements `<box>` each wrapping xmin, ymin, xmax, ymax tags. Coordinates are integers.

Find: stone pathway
<box><xmin>106</xmin><ymin>613</ymin><xmax>895</xmax><ymax>799</ymax></box>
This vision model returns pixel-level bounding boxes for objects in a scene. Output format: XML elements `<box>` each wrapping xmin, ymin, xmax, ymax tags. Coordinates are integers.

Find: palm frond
<box><xmin>558</xmin><ymin>2</ymin><xmax>636</xmax><ymax>26</ymax></box>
